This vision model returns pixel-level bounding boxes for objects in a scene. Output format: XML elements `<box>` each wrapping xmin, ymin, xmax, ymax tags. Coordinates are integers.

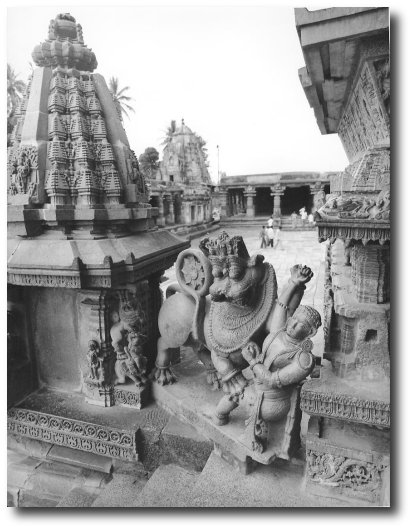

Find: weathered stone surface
<box><xmin>187</xmin><ymin>452</ymin><xmax>351</xmax><ymax>508</ymax></box>
<box><xmin>57</xmin><ymin>487</ymin><xmax>99</xmax><ymax>508</ymax></box>
<box><xmin>47</xmin><ymin>445</ymin><xmax>113</xmax><ymax>473</ymax></box>
<box><xmin>160</xmin><ymin>416</ymin><xmax>213</xmax><ymax>472</ymax></box>
<box><xmin>131</xmin><ymin>464</ymin><xmax>200</xmax><ymax>507</ymax></box>
<box><xmin>91</xmin><ymin>474</ymin><xmax>148</xmax><ymax>507</ymax></box>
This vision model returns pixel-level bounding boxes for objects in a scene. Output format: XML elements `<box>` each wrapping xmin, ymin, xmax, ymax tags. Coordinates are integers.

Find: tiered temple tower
<box><xmin>7</xmin><ymin>13</ymin><xmax>188</xmax><ymax>461</ymax></box>
<box><xmin>150</xmin><ymin>119</ymin><xmax>212</xmax><ymax>228</ymax></box>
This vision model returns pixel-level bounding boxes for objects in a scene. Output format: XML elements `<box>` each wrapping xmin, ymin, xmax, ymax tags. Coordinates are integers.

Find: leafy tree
<box><xmin>7</xmin><ymin>64</ymin><xmax>26</xmax><ymax>146</ymax></box>
<box><xmin>108</xmin><ymin>76</ymin><xmax>135</xmax><ymax>121</ymax></box>
<box><xmin>7</xmin><ymin>64</ymin><xmax>26</xmax><ymax>117</ymax></box>
<box><xmin>194</xmin><ymin>132</ymin><xmax>209</xmax><ymax>167</ymax></box>
<box><xmin>139</xmin><ymin>147</ymin><xmax>160</xmax><ymax>179</ymax></box>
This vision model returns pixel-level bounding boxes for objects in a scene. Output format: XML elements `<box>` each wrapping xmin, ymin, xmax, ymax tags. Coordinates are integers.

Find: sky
<box><xmin>5</xmin><ymin>2</ymin><xmax>356</xmax><ymax>184</ymax></box>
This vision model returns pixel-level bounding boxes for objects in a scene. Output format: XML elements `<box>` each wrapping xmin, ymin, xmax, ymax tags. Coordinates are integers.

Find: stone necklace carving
<box><xmin>207</xmin><ymin>263</ymin><xmax>276</xmax><ymax>356</ymax></box>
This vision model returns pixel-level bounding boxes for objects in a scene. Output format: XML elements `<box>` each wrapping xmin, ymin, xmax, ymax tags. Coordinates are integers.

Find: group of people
<box><xmin>259</xmin><ymin>216</ymin><xmax>283</xmax><ymax>249</ymax></box>
<box><xmin>290</xmin><ymin>208</ymin><xmax>315</xmax><ymax>229</ymax></box>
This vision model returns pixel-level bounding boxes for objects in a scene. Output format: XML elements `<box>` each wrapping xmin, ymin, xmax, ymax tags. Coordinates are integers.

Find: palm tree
<box><xmin>108</xmin><ymin>76</ymin><xmax>135</xmax><ymax>122</ymax></box>
<box><xmin>7</xmin><ymin>64</ymin><xmax>26</xmax><ymax>117</ymax></box>
<box><xmin>161</xmin><ymin>120</ymin><xmax>177</xmax><ymax>146</ymax></box>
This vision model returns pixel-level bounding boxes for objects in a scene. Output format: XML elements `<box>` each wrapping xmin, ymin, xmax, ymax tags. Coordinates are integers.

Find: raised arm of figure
<box><xmin>267</xmin><ymin>265</ymin><xmax>313</xmax><ymax>332</ymax></box>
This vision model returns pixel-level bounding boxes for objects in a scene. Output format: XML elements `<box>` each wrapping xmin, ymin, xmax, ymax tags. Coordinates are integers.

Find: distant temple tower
<box><xmin>150</xmin><ymin>119</ymin><xmax>213</xmax><ymax>228</ymax></box>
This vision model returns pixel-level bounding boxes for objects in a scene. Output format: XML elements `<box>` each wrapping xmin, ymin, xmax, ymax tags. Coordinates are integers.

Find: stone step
<box><xmin>7</xmin><ymin>447</ymin><xmax>111</xmax><ymax>508</ymax></box>
<box><xmin>91</xmin><ymin>473</ymin><xmax>148</xmax><ymax>507</ymax></box>
<box><xmin>130</xmin><ymin>464</ymin><xmax>200</xmax><ymax>507</ymax></box>
<box><xmin>183</xmin><ymin>451</ymin><xmax>353</xmax><ymax>508</ymax></box>
<box><xmin>46</xmin><ymin>445</ymin><xmax>113</xmax><ymax>474</ymax></box>
<box><xmin>160</xmin><ymin>415</ymin><xmax>213</xmax><ymax>472</ymax></box>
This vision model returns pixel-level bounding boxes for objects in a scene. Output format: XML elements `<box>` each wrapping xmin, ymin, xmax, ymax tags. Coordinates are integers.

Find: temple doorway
<box><xmin>255</xmin><ymin>187</ymin><xmax>272</xmax><ymax>216</ymax></box>
<box><xmin>281</xmin><ymin>186</ymin><xmax>312</xmax><ymax>215</ymax></box>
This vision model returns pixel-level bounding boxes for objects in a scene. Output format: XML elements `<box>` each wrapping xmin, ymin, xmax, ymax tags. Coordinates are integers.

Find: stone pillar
<box><xmin>244</xmin><ymin>188</ymin><xmax>256</xmax><ymax>218</ymax></box>
<box><xmin>351</xmin><ymin>243</ymin><xmax>390</xmax><ymax>304</ymax></box>
<box><xmin>271</xmin><ymin>186</ymin><xmax>285</xmax><ymax>219</ymax></box>
<box><xmin>165</xmin><ymin>194</ymin><xmax>175</xmax><ymax>224</ymax></box>
<box><xmin>310</xmin><ymin>185</ymin><xmax>322</xmax><ymax>213</ymax></box>
<box><xmin>216</xmin><ymin>188</ymin><xmax>228</xmax><ymax>217</ymax></box>
<box><xmin>157</xmin><ymin>194</ymin><xmax>165</xmax><ymax>227</ymax></box>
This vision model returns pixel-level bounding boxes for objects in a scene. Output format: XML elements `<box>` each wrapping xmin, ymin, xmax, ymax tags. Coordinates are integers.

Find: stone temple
<box><xmin>7</xmin><ymin>8</ymin><xmax>390</xmax><ymax>509</ymax></box>
<box><xmin>7</xmin><ymin>12</ymin><xmax>188</xmax><ymax>447</ymax></box>
<box><xmin>149</xmin><ymin>119</ymin><xmax>213</xmax><ymax>231</ymax></box>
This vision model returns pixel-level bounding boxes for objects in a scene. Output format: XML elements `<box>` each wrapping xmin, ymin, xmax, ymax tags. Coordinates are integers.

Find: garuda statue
<box><xmin>153</xmin><ymin>231</ymin><xmax>314</xmax><ymax>425</ymax></box>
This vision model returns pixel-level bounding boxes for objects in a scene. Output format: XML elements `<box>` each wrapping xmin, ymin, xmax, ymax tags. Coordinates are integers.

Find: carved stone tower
<box><xmin>7</xmin><ymin>13</ymin><xmax>188</xmax><ymax>461</ymax></box>
<box><xmin>295</xmin><ymin>7</ymin><xmax>390</xmax><ymax>506</ymax></box>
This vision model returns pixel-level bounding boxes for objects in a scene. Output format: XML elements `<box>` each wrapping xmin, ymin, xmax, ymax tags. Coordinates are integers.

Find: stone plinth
<box><xmin>7</xmin><ymin>388</ymin><xmax>170</xmax><ymax>462</ymax></box>
<box><xmin>301</xmin><ymin>363</ymin><xmax>389</xmax><ymax>506</ymax></box>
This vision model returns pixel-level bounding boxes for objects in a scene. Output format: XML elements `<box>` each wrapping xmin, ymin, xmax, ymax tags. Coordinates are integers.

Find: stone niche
<box><xmin>7</xmin><ymin>13</ymin><xmax>188</xmax><ymax>462</ymax></box>
<box><xmin>295</xmin><ymin>7</ymin><xmax>390</xmax><ymax>506</ymax></box>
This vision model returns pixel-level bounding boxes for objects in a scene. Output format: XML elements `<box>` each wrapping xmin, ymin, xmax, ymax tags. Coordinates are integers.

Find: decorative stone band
<box><xmin>114</xmin><ymin>387</ymin><xmax>148</xmax><ymax>409</ymax></box>
<box><xmin>300</xmin><ymin>389</ymin><xmax>390</xmax><ymax>427</ymax></box>
<box><xmin>305</xmin><ymin>442</ymin><xmax>389</xmax><ymax>505</ymax></box>
<box><xmin>7</xmin><ymin>408</ymin><xmax>138</xmax><ymax>461</ymax></box>
<box><xmin>7</xmin><ymin>255</ymin><xmax>178</xmax><ymax>289</ymax></box>
<box><xmin>317</xmin><ymin>222</ymin><xmax>390</xmax><ymax>245</ymax></box>
<box><xmin>7</xmin><ymin>272</ymin><xmax>81</xmax><ymax>289</ymax></box>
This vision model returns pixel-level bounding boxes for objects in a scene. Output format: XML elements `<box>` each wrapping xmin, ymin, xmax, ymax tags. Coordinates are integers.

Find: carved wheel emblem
<box><xmin>181</xmin><ymin>255</ymin><xmax>205</xmax><ymax>289</ymax></box>
<box><xmin>175</xmin><ymin>248</ymin><xmax>213</xmax><ymax>297</ymax></box>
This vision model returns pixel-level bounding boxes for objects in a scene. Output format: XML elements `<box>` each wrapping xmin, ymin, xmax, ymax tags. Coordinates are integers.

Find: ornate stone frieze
<box><xmin>306</xmin><ymin>448</ymin><xmax>387</xmax><ymax>504</ymax></box>
<box><xmin>7</xmin><ymin>408</ymin><xmax>138</xmax><ymax>461</ymax></box>
<box><xmin>338</xmin><ymin>61</ymin><xmax>389</xmax><ymax>163</ymax></box>
<box><xmin>7</xmin><ymin>272</ymin><xmax>81</xmax><ymax>288</ymax></box>
<box><xmin>300</xmin><ymin>389</ymin><xmax>390</xmax><ymax>427</ymax></box>
<box><xmin>317</xmin><ymin>222</ymin><xmax>389</xmax><ymax>245</ymax></box>
<box><xmin>8</xmin><ymin>145</ymin><xmax>39</xmax><ymax>199</ymax></box>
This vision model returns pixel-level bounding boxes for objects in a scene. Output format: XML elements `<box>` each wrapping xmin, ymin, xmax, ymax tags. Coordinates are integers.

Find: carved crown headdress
<box><xmin>293</xmin><ymin>305</ymin><xmax>322</xmax><ymax>331</ymax></box>
<box><xmin>199</xmin><ymin>231</ymin><xmax>250</xmax><ymax>260</ymax></box>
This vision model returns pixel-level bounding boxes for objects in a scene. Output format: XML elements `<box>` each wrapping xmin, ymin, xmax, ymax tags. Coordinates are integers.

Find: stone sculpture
<box><xmin>241</xmin><ymin>304</ymin><xmax>321</xmax><ymax>453</ymax></box>
<box><xmin>115</xmin><ymin>330</ymin><xmax>148</xmax><ymax>388</ymax></box>
<box><xmin>86</xmin><ymin>339</ymin><xmax>102</xmax><ymax>381</ymax></box>
<box><xmin>110</xmin><ymin>294</ymin><xmax>148</xmax><ymax>387</ymax></box>
<box><xmin>154</xmin><ymin>231</ymin><xmax>314</xmax><ymax>425</ymax></box>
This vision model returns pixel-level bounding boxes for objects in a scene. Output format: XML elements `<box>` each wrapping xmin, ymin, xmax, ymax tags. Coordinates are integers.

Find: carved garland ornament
<box><xmin>300</xmin><ymin>389</ymin><xmax>390</xmax><ymax>427</ymax></box>
<box><xmin>306</xmin><ymin>449</ymin><xmax>386</xmax><ymax>502</ymax></box>
<box><xmin>7</xmin><ymin>408</ymin><xmax>138</xmax><ymax>461</ymax></box>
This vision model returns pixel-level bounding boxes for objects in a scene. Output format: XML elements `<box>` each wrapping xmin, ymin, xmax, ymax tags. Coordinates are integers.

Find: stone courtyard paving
<box><xmin>163</xmin><ymin>227</ymin><xmax>328</xmax><ymax>355</ymax></box>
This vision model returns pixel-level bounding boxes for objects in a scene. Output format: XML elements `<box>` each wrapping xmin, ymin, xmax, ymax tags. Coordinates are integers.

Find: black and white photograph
<box><xmin>4</xmin><ymin>0</ymin><xmax>408</xmax><ymax>522</ymax></box>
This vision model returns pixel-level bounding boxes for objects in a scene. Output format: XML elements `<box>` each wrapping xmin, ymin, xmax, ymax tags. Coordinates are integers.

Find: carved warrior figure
<box><xmin>241</xmin><ymin>304</ymin><xmax>321</xmax><ymax>453</ymax></box>
<box><xmin>110</xmin><ymin>294</ymin><xmax>148</xmax><ymax>387</ymax></box>
<box><xmin>154</xmin><ymin>231</ymin><xmax>314</xmax><ymax>425</ymax></box>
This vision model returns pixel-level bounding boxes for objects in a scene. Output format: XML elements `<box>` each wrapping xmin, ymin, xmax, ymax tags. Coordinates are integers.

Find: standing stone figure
<box><xmin>241</xmin><ymin>304</ymin><xmax>321</xmax><ymax>453</ymax></box>
<box><xmin>115</xmin><ymin>330</ymin><xmax>148</xmax><ymax>388</ymax></box>
<box><xmin>86</xmin><ymin>339</ymin><xmax>101</xmax><ymax>381</ymax></box>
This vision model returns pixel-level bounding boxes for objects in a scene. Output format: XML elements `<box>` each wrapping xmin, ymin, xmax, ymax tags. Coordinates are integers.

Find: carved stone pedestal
<box><xmin>301</xmin><ymin>364</ymin><xmax>390</xmax><ymax>506</ymax></box>
<box><xmin>152</xmin><ymin>347</ymin><xmax>304</xmax><ymax>474</ymax></box>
